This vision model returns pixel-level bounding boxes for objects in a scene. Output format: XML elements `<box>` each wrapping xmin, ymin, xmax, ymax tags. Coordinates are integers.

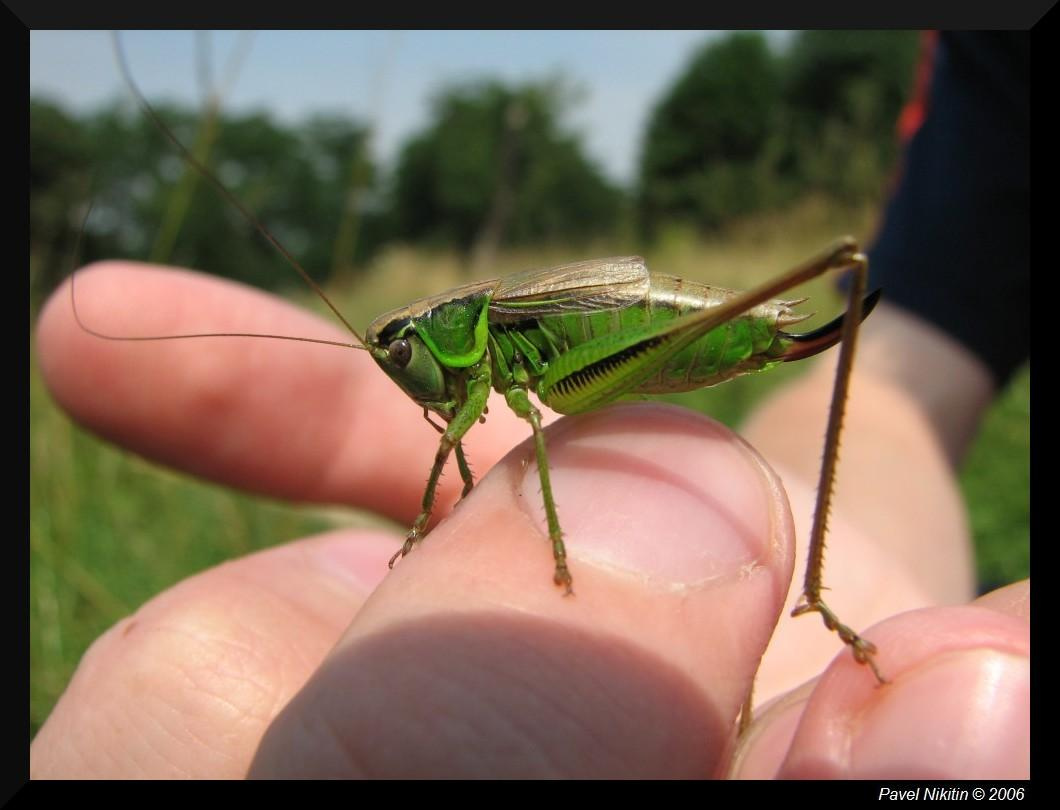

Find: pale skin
<box><xmin>32</xmin><ymin>262</ymin><xmax>1028</xmax><ymax>779</ymax></box>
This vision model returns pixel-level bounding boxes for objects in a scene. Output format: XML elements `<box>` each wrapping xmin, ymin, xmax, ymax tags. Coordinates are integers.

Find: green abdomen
<box><xmin>488</xmin><ymin>275</ymin><xmax>793</xmax><ymax>410</ymax></box>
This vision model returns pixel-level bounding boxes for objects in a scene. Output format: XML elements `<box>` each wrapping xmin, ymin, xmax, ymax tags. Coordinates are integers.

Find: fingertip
<box><xmin>365</xmin><ymin>402</ymin><xmax>795</xmax><ymax>635</ymax></box>
<box><xmin>253</xmin><ymin>403</ymin><xmax>799</xmax><ymax>777</ymax></box>
<box><xmin>772</xmin><ymin>606</ymin><xmax>1030</xmax><ymax>779</ymax></box>
<box><xmin>974</xmin><ymin>578</ymin><xmax>1030</xmax><ymax>620</ymax></box>
<box><xmin>524</xmin><ymin>403</ymin><xmax>794</xmax><ymax>591</ymax></box>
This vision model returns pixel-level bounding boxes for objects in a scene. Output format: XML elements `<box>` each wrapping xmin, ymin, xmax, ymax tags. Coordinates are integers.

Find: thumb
<box><xmin>250</xmin><ymin>403</ymin><xmax>796</xmax><ymax>778</ymax></box>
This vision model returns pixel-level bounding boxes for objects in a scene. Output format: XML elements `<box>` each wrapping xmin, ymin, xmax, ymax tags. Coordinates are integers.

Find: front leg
<box><xmin>423</xmin><ymin>406</ymin><xmax>475</xmax><ymax>500</ymax></box>
<box><xmin>389</xmin><ymin>360</ymin><xmax>492</xmax><ymax>569</ymax></box>
<box><xmin>504</xmin><ymin>386</ymin><xmax>572</xmax><ymax>595</ymax></box>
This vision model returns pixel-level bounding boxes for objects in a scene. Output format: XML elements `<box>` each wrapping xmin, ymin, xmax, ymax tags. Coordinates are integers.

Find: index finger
<box><xmin>36</xmin><ymin>261</ymin><xmax>534</xmax><ymax>523</ymax></box>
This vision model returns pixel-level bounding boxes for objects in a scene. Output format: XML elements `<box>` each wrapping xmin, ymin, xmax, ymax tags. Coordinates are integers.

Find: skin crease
<box><xmin>32</xmin><ymin>266</ymin><xmax>1028</xmax><ymax>779</ymax></box>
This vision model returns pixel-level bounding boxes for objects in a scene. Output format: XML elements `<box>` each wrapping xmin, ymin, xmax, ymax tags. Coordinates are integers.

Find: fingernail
<box><xmin>520</xmin><ymin>404</ymin><xmax>784</xmax><ymax>588</ymax></box>
<box><xmin>850</xmin><ymin>650</ymin><xmax>1030</xmax><ymax>778</ymax></box>
<box><xmin>730</xmin><ymin>694</ymin><xmax>808</xmax><ymax>779</ymax></box>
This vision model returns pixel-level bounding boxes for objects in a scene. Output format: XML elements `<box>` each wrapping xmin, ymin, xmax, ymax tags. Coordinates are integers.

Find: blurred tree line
<box><xmin>638</xmin><ymin>31</ymin><xmax>921</xmax><ymax>233</ymax></box>
<box><xmin>30</xmin><ymin>30</ymin><xmax>920</xmax><ymax>300</ymax></box>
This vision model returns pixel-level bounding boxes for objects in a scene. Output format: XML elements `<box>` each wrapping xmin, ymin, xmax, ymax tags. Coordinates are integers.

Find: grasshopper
<box><xmin>365</xmin><ymin>244</ymin><xmax>883</xmax><ymax>683</ymax></box>
<box><xmin>72</xmin><ymin>39</ymin><xmax>886</xmax><ymax>687</ymax></box>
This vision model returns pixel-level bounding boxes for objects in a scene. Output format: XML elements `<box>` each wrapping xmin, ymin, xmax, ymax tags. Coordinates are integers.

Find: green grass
<box><xmin>29</xmin><ymin>353</ymin><xmax>339</xmax><ymax>737</ymax></box>
<box><xmin>960</xmin><ymin>364</ymin><xmax>1030</xmax><ymax>591</ymax></box>
<box><xmin>29</xmin><ymin>206</ymin><xmax>1030</xmax><ymax>740</ymax></box>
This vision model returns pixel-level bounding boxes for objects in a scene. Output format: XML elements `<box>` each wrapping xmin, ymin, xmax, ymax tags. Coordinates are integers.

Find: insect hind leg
<box><xmin>789</xmin><ymin>247</ymin><xmax>887</xmax><ymax>684</ymax></box>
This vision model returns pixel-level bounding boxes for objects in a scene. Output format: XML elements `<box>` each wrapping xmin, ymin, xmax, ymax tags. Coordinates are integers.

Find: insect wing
<box><xmin>489</xmin><ymin>256</ymin><xmax>649</xmax><ymax>322</ymax></box>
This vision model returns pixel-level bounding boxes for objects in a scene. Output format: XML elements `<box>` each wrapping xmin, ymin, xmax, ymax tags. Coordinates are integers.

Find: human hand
<box><xmin>32</xmin><ymin>264</ymin><xmax>1029</xmax><ymax>778</ymax></box>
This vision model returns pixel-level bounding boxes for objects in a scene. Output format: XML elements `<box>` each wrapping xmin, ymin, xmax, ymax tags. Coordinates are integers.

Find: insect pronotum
<box><xmin>70</xmin><ymin>35</ymin><xmax>887</xmax><ymax>698</ymax></box>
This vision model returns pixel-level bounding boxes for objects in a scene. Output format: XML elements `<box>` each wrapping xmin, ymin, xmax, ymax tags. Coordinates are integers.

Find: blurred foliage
<box><xmin>30</xmin><ymin>100</ymin><xmax>96</xmax><ymax>300</ymax></box>
<box><xmin>390</xmin><ymin>79</ymin><xmax>623</xmax><ymax>267</ymax></box>
<box><xmin>638</xmin><ymin>31</ymin><xmax>921</xmax><ymax>236</ymax></box>
<box><xmin>782</xmin><ymin>31</ymin><xmax>922</xmax><ymax>200</ymax></box>
<box><xmin>31</xmin><ymin>30</ymin><xmax>924</xmax><ymax>301</ymax></box>
<box><xmin>639</xmin><ymin>33</ymin><xmax>785</xmax><ymax>234</ymax></box>
<box><xmin>30</xmin><ymin>97</ymin><xmax>379</xmax><ymax>301</ymax></box>
<box><xmin>960</xmin><ymin>364</ymin><xmax>1031</xmax><ymax>592</ymax></box>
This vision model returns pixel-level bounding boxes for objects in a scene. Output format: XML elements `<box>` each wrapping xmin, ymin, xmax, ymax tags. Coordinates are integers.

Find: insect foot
<box><xmin>793</xmin><ymin>597</ymin><xmax>887</xmax><ymax>685</ymax></box>
<box><xmin>388</xmin><ymin>515</ymin><xmax>431</xmax><ymax>569</ymax></box>
<box><xmin>554</xmin><ymin>558</ymin><xmax>574</xmax><ymax>597</ymax></box>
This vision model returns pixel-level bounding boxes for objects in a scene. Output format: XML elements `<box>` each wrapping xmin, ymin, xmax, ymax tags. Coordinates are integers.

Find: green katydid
<box><xmin>73</xmin><ymin>41</ymin><xmax>887</xmax><ymax>688</ymax></box>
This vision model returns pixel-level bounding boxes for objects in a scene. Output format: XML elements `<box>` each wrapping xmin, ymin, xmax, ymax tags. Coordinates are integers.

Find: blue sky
<box><xmin>30</xmin><ymin>30</ymin><xmax>793</xmax><ymax>187</ymax></box>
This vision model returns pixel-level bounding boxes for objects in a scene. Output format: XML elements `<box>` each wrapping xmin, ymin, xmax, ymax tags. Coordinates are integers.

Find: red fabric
<box><xmin>896</xmin><ymin>30</ymin><xmax>939</xmax><ymax>143</ymax></box>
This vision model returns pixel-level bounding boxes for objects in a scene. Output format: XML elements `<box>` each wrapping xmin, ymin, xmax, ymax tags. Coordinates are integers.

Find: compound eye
<box><xmin>388</xmin><ymin>338</ymin><xmax>412</xmax><ymax>368</ymax></box>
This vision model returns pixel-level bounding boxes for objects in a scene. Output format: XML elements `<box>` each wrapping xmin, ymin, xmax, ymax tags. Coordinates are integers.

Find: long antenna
<box><xmin>110</xmin><ymin>31</ymin><xmax>368</xmax><ymax>349</ymax></box>
<box><xmin>70</xmin><ymin>200</ymin><xmax>361</xmax><ymax>351</ymax></box>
